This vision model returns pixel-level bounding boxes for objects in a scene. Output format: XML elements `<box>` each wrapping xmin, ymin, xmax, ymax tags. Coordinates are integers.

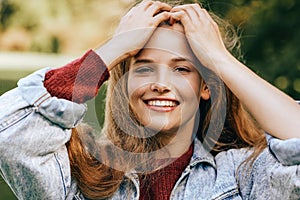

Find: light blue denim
<box><xmin>0</xmin><ymin>68</ymin><xmax>299</xmax><ymax>200</ymax></box>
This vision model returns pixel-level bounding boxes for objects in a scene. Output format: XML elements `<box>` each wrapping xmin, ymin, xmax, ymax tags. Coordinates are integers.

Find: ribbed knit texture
<box><xmin>139</xmin><ymin>144</ymin><xmax>194</xmax><ymax>200</ymax></box>
<box><xmin>44</xmin><ymin>49</ymin><xmax>109</xmax><ymax>103</ymax></box>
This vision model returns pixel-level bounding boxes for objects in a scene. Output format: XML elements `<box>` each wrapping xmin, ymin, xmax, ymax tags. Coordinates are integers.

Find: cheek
<box><xmin>127</xmin><ymin>72</ymin><xmax>147</xmax><ymax>98</ymax></box>
<box><xmin>127</xmin><ymin>73</ymin><xmax>134</xmax><ymax>97</ymax></box>
<box><xmin>127</xmin><ymin>82</ymin><xmax>134</xmax><ymax>99</ymax></box>
<box><xmin>176</xmin><ymin>75</ymin><xmax>201</xmax><ymax>98</ymax></box>
<box><xmin>127</xmin><ymin>75</ymin><xmax>147</xmax><ymax>107</ymax></box>
<box><xmin>193</xmin><ymin>84</ymin><xmax>202</xmax><ymax>102</ymax></box>
<box><xmin>190</xmin><ymin>76</ymin><xmax>202</xmax><ymax>101</ymax></box>
<box><xmin>127</xmin><ymin>71</ymin><xmax>155</xmax><ymax>100</ymax></box>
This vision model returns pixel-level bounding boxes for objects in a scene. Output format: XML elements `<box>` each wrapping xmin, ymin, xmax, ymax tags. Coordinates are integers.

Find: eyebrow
<box><xmin>171</xmin><ymin>57</ymin><xmax>190</xmax><ymax>62</ymax></box>
<box><xmin>133</xmin><ymin>57</ymin><xmax>190</xmax><ymax>65</ymax></box>
<box><xmin>133</xmin><ymin>58</ymin><xmax>154</xmax><ymax>64</ymax></box>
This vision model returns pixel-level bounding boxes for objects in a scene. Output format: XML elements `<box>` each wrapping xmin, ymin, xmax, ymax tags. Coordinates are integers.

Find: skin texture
<box><xmin>170</xmin><ymin>3</ymin><xmax>300</xmax><ymax>139</ymax></box>
<box><xmin>96</xmin><ymin>0</ymin><xmax>300</xmax><ymax>143</ymax></box>
<box><xmin>126</xmin><ymin>25</ymin><xmax>209</xmax><ymax>156</ymax></box>
<box><xmin>127</xmin><ymin>24</ymin><xmax>207</xmax><ymax>133</ymax></box>
<box><xmin>96</xmin><ymin>0</ymin><xmax>172</xmax><ymax>69</ymax></box>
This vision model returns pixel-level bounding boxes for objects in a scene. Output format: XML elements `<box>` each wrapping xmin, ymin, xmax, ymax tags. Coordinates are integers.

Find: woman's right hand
<box><xmin>96</xmin><ymin>0</ymin><xmax>171</xmax><ymax>70</ymax></box>
<box><xmin>170</xmin><ymin>4</ymin><xmax>229</xmax><ymax>75</ymax></box>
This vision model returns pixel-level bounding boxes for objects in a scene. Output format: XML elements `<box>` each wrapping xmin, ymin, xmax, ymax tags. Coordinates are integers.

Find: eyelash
<box><xmin>134</xmin><ymin>66</ymin><xmax>154</xmax><ymax>74</ymax></box>
<box><xmin>174</xmin><ymin>66</ymin><xmax>191</xmax><ymax>73</ymax></box>
<box><xmin>134</xmin><ymin>65</ymin><xmax>191</xmax><ymax>74</ymax></box>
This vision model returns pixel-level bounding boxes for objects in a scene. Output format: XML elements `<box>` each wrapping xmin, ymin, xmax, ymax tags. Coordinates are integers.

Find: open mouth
<box><xmin>144</xmin><ymin>100</ymin><xmax>180</xmax><ymax>107</ymax></box>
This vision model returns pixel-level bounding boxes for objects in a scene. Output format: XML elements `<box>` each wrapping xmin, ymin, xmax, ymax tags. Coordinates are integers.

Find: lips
<box><xmin>147</xmin><ymin>100</ymin><xmax>178</xmax><ymax>107</ymax></box>
<box><xmin>144</xmin><ymin>99</ymin><xmax>179</xmax><ymax>112</ymax></box>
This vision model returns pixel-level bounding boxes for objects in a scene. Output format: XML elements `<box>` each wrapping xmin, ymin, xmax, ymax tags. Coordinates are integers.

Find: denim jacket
<box><xmin>0</xmin><ymin>68</ymin><xmax>299</xmax><ymax>200</ymax></box>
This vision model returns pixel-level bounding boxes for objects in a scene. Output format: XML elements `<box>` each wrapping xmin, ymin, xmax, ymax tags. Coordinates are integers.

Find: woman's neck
<box><xmin>157</xmin><ymin>119</ymin><xmax>195</xmax><ymax>158</ymax></box>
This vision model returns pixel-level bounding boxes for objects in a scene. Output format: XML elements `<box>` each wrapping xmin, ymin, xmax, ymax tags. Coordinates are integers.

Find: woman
<box><xmin>0</xmin><ymin>0</ymin><xmax>299</xmax><ymax>199</ymax></box>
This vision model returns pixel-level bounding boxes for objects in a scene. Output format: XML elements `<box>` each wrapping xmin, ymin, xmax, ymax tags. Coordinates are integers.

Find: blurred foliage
<box><xmin>0</xmin><ymin>79</ymin><xmax>16</xmax><ymax>95</ymax></box>
<box><xmin>240</xmin><ymin>0</ymin><xmax>300</xmax><ymax>98</ymax></box>
<box><xmin>0</xmin><ymin>0</ymin><xmax>300</xmax><ymax>199</ymax></box>
<box><xmin>1</xmin><ymin>0</ymin><xmax>299</xmax><ymax>98</ymax></box>
<box><xmin>0</xmin><ymin>0</ymin><xmax>132</xmax><ymax>53</ymax></box>
<box><xmin>204</xmin><ymin>0</ymin><xmax>300</xmax><ymax>98</ymax></box>
<box><xmin>0</xmin><ymin>0</ymin><xmax>125</xmax><ymax>123</ymax></box>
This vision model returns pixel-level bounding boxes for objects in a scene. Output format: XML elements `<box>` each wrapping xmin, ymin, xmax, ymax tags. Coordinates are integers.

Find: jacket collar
<box><xmin>124</xmin><ymin>139</ymin><xmax>216</xmax><ymax>180</ymax></box>
<box><xmin>189</xmin><ymin>138</ymin><xmax>216</xmax><ymax>169</ymax></box>
<box><xmin>122</xmin><ymin>138</ymin><xmax>217</xmax><ymax>198</ymax></box>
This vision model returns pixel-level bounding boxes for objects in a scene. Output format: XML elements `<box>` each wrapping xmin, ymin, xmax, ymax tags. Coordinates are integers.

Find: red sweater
<box><xmin>139</xmin><ymin>145</ymin><xmax>193</xmax><ymax>200</ymax></box>
<box><xmin>44</xmin><ymin>50</ymin><xmax>194</xmax><ymax>200</ymax></box>
<box><xmin>44</xmin><ymin>49</ymin><xmax>109</xmax><ymax>103</ymax></box>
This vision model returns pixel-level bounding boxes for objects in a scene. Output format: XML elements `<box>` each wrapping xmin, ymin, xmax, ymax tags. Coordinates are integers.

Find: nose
<box><xmin>150</xmin><ymin>82</ymin><xmax>171</xmax><ymax>93</ymax></box>
<box><xmin>150</xmin><ymin>66</ymin><xmax>171</xmax><ymax>93</ymax></box>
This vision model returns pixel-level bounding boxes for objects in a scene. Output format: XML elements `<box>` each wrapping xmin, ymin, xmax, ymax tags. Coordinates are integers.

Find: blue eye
<box><xmin>134</xmin><ymin>66</ymin><xmax>154</xmax><ymax>74</ymax></box>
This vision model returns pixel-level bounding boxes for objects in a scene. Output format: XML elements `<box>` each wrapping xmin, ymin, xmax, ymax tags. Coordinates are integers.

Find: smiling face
<box><xmin>127</xmin><ymin>24</ymin><xmax>210</xmax><ymax>136</ymax></box>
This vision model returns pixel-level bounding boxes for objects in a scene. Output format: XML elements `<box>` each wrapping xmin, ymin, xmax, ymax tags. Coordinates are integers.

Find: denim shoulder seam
<box><xmin>54</xmin><ymin>152</ymin><xmax>67</xmax><ymax>197</ymax></box>
<box><xmin>0</xmin><ymin>107</ymin><xmax>33</xmax><ymax>132</ymax></box>
<box><xmin>33</xmin><ymin>92</ymin><xmax>51</xmax><ymax>107</ymax></box>
<box><xmin>213</xmin><ymin>188</ymin><xmax>240</xmax><ymax>200</ymax></box>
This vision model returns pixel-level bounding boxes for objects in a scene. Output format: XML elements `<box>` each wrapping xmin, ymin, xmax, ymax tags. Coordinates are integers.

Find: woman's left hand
<box><xmin>170</xmin><ymin>4</ymin><xmax>230</xmax><ymax>73</ymax></box>
<box><xmin>171</xmin><ymin>4</ymin><xmax>300</xmax><ymax>140</ymax></box>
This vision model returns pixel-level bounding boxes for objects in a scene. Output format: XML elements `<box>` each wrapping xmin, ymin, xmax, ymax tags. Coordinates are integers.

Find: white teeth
<box><xmin>148</xmin><ymin>100</ymin><xmax>177</xmax><ymax>107</ymax></box>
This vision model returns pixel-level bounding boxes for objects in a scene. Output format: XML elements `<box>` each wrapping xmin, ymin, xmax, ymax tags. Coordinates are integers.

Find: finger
<box><xmin>171</xmin><ymin>4</ymin><xmax>194</xmax><ymax>13</ymax></box>
<box><xmin>153</xmin><ymin>11</ymin><xmax>171</xmax><ymax>26</ymax></box>
<box><xmin>138</xmin><ymin>0</ymin><xmax>162</xmax><ymax>11</ymax></box>
<box><xmin>202</xmin><ymin>9</ymin><xmax>217</xmax><ymax>26</ymax></box>
<box><xmin>191</xmin><ymin>3</ymin><xmax>203</xmax><ymax>18</ymax></box>
<box><xmin>137</xmin><ymin>0</ymin><xmax>153</xmax><ymax>8</ymax></box>
<box><xmin>125</xmin><ymin>1</ymin><xmax>157</xmax><ymax>17</ymax></box>
<box><xmin>170</xmin><ymin>10</ymin><xmax>188</xmax><ymax>23</ymax></box>
<box><xmin>185</xmin><ymin>4</ymin><xmax>201</xmax><ymax>21</ymax></box>
<box><xmin>171</xmin><ymin>4</ymin><xmax>201</xmax><ymax>24</ymax></box>
<box><xmin>169</xmin><ymin>16</ymin><xmax>176</xmax><ymax>25</ymax></box>
<box><xmin>171</xmin><ymin>5</ymin><xmax>196</xmax><ymax>21</ymax></box>
<box><xmin>172</xmin><ymin>5</ymin><xmax>213</xmax><ymax>28</ymax></box>
<box><xmin>171</xmin><ymin>3</ymin><xmax>203</xmax><ymax>17</ymax></box>
<box><xmin>147</xmin><ymin>1</ymin><xmax>172</xmax><ymax>15</ymax></box>
<box><xmin>125</xmin><ymin>6</ymin><xmax>137</xmax><ymax>17</ymax></box>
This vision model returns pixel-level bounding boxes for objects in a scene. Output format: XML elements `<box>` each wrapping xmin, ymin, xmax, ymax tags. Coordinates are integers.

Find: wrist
<box><xmin>205</xmin><ymin>50</ymin><xmax>237</xmax><ymax>77</ymax></box>
<box><xmin>44</xmin><ymin>50</ymin><xmax>109</xmax><ymax>103</ymax></box>
<box><xmin>95</xmin><ymin>37</ymin><xmax>131</xmax><ymax>71</ymax></box>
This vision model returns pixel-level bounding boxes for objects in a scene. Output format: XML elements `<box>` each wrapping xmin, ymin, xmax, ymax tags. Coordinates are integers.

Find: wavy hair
<box><xmin>66</xmin><ymin>0</ymin><xmax>267</xmax><ymax>199</ymax></box>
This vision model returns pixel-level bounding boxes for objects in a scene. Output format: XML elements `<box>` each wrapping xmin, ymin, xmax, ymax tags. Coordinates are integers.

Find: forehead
<box><xmin>136</xmin><ymin>25</ymin><xmax>197</xmax><ymax>63</ymax></box>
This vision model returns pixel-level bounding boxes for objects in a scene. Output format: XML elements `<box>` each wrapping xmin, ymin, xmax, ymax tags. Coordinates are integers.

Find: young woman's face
<box><xmin>127</xmin><ymin>24</ymin><xmax>209</xmax><ymax>135</ymax></box>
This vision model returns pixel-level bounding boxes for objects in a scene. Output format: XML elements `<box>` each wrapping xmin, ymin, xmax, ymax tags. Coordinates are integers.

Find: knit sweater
<box><xmin>44</xmin><ymin>49</ymin><xmax>109</xmax><ymax>103</ymax></box>
<box><xmin>43</xmin><ymin>50</ymin><xmax>193</xmax><ymax>200</ymax></box>
<box><xmin>139</xmin><ymin>145</ymin><xmax>193</xmax><ymax>200</ymax></box>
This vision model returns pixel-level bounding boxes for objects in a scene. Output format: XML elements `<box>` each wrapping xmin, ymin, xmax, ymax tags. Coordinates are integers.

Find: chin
<box><xmin>145</xmin><ymin>123</ymin><xmax>180</xmax><ymax>135</ymax></box>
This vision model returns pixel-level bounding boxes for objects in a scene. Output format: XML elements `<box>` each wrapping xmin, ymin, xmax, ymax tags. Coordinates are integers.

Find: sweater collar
<box><xmin>124</xmin><ymin>138</ymin><xmax>216</xmax><ymax>179</ymax></box>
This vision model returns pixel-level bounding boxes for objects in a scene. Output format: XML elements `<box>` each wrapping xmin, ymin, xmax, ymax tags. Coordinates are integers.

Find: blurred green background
<box><xmin>0</xmin><ymin>0</ymin><xmax>299</xmax><ymax>199</ymax></box>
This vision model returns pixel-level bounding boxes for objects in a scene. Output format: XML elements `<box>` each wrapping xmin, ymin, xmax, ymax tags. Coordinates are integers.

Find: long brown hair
<box><xmin>66</xmin><ymin>0</ymin><xmax>267</xmax><ymax>199</ymax></box>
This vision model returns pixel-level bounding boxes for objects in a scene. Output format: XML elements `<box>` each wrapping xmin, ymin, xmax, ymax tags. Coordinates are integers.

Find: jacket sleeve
<box><xmin>238</xmin><ymin>135</ymin><xmax>300</xmax><ymax>199</ymax></box>
<box><xmin>266</xmin><ymin>134</ymin><xmax>300</xmax><ymax>166</ymax></box>
<box><xmin>0</xmin><ymin>68</ymin><xmax>87</xmax><ymax>200</ymax></box>
<box><xmin>266</xmin><ymin>135</ymin><xmax>300</xmax><ymax>199</ymax></box>
<box><xmin>266</xmin><ymin>102</ymin><xmax>300</xmax><ymax>166</ymax></box>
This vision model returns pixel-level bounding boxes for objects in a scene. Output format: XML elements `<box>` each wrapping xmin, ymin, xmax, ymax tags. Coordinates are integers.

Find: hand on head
<box><xmin>108</xmin><ymin>0</ymin><xmax>228</xmax><ymax>74</ymax></box>
<box><xmin>112</xmin><ymin>0</ymin><xmax>172</xmax><ymax>57</ymax></box>
<box><xmin>170</xmin><ymin>4</ymin><xmax>229</xmax><ymax>71</ymax></box>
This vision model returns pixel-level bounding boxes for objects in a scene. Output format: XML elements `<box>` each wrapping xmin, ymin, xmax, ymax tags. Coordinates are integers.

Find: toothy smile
<box><xmin>145</xmin><ymin>100</ymin><xmax>179</xmax><ymax>107</ymax></box>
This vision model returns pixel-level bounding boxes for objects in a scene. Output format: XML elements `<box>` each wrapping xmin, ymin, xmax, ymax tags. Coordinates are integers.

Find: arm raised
<box><xmin>171</xmin><ymin>4</ymin><xmax>300</xmax><ymax>139</ymax></box>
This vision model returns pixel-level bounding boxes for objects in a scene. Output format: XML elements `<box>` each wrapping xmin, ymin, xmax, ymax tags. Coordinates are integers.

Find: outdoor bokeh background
<box><xmin>0</xmin><ymin>0</ymin><xmax>299</xmax><ymax>199</ymax></box>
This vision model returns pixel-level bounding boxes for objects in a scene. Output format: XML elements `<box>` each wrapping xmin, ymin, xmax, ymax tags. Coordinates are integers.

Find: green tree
<box><xmin>203</xmin><ymin>0</ymin><xmax>300</xmax><ymax>99</ymax></box>
<box><xmin>242</xmin><ymin>0</ymin><xmax>300</xmax><ymax>99</ymax></box>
